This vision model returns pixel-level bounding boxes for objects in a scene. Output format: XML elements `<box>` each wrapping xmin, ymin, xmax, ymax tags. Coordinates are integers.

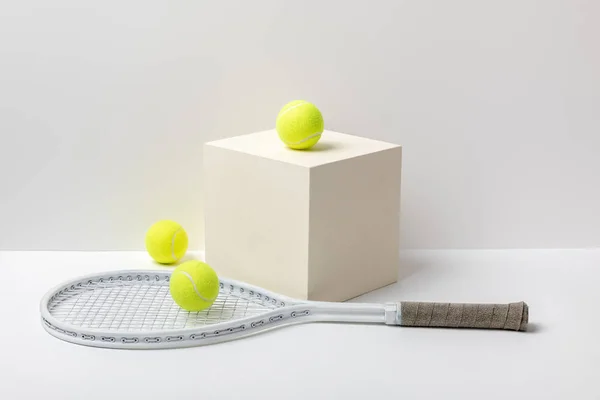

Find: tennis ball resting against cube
<box><xmin>145</xmin><ymin>220</ymin><xmax>188</xmax><ymax>264</ymax></box>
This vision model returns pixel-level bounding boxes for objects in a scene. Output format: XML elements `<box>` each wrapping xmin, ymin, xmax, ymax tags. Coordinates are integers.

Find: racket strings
<box><xmin>48</xmin><ymin>276</ymin><xmax>280</xmax><ymax>331</ymax></box>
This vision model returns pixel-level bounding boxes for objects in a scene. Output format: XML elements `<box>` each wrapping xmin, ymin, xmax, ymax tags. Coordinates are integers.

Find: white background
<box><xmin>1</xmin><ymin>0</ymin><xmax>599</xmax><ymax>250</ymax></box>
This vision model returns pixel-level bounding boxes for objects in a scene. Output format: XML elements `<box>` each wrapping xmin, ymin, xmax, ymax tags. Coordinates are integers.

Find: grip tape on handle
<box><xmin>399</xmin><ymin>301</ymin><xmax>528</xmax><ymax>331</ymax></box>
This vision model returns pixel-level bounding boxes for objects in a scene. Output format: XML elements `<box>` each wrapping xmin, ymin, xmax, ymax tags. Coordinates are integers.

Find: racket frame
<box><xmin>40</xmin><ymin>270</ymin><xmax>395</xmax><ymax>349</ymax></box>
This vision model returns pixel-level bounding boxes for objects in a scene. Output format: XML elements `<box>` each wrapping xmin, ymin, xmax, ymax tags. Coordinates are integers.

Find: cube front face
<box><xmin>308</xmin><ymin>147</ymin><xmax>402</xmax><ymax>301</ymax></box>
<box><xmin>204</xmin><ymin>146</ymin><xmax>311</xmax><ymax>299</ymax></box>
<box><xmin>204</xmin><ymin>131</ymin><xmax>402</xmax><ymax>302</ymax></box>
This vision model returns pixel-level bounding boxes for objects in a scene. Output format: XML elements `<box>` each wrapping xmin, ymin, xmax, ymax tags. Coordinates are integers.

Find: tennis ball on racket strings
<box><xmin>145</xmin><ymin>220</ymin><xmax>188</xmax><ymax>264</ymax></box>
<box><xmin>276</xmin><ymin>100</ymin><xmax>324</xmax><ymax>150</ymax></box>
<box><xmin>170</xmin><ymin>260</ymin><xmax>220</xmax><ymax>312</ymax></box>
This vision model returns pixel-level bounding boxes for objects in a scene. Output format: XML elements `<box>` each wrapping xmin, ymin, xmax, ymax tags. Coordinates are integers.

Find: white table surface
<box><xmin>1</xmin><ymin>250</ymin><xmax>598</xmax><ymax>399</ymax></box>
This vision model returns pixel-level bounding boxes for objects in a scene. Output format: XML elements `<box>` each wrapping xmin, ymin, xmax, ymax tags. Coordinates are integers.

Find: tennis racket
<box><xmin>40</xmin><ymin>270</ymin><xmax>529</xmax><ymax>349</ymax></box>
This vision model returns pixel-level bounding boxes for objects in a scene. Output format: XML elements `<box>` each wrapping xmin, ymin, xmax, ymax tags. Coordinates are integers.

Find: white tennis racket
<box><xmin>40</xmin><ymin>270</ymin><xmax>529</xmax><ymax>349</ymax></box>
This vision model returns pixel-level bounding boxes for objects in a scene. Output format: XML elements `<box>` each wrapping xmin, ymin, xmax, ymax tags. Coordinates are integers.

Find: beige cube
<box><xmin>204</xmin><ymin>130</ymin><xmax>402</xmax><ymax>301</ymax></box>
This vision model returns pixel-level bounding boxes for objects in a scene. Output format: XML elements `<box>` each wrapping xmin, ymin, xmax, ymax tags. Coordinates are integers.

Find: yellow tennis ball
<box><xmin>276</xmin><ymin>100</ymin><xmax>324</xmax><ymax>150</ymax></box>
<box><xmin>169</xmin><ymin>260</ymin><xmax>220</xmax><ymax>312</ymax></box>
<box><xmin>144</xmin><ymin>220</ymin><xmax>188</xmax><ymax>264</ymax></box>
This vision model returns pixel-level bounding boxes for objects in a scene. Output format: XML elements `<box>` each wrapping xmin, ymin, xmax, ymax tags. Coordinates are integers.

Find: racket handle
<box><xmin>398</xmin><ymin>301</ymin><xmax>528</xmax><ymax>331</ymax></box>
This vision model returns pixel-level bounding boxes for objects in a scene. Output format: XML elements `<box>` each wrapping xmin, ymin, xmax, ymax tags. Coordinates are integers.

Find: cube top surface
<box><xmin>205</xmin><ymin>129</ymin><xmax>400</xmax><ymax>168</ymax></box>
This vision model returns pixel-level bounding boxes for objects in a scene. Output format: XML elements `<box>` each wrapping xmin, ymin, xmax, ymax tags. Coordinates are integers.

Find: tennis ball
<box><xmin>276</xmin><ymin>100</ymin><xmax>324</xmax><ymax>150</ymax></box>
<box><xmin>145</xmin><ymin>220</ymin><xmax>188</xmax><ymax>264</ymax></box>
<box><xmin>169</xmin><ymin>260</ymin><xmax>220</xmax><ymax>312</ymax></box>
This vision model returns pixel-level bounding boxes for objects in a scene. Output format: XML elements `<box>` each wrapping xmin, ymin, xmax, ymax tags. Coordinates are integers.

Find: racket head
<box><xmin>40</xmin><ymin>270</ymin><xmax>304</xmax><ymax>349</ymax></box>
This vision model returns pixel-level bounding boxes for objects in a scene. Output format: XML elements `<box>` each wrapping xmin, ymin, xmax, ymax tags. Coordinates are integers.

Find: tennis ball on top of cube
<box><xmin>145</xmin><ymin>220</ymin><xmax>188</xmax><ymax>264</ymax></box>
<box><xmin>276</xmin><ymin>100</ymin><xmax>324</xmax><ymax>150</ymax></box>
<box><xmin>170</xmin><ymin>260</ymin><xmax>220</xmax><ymax>312</ymax></box>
